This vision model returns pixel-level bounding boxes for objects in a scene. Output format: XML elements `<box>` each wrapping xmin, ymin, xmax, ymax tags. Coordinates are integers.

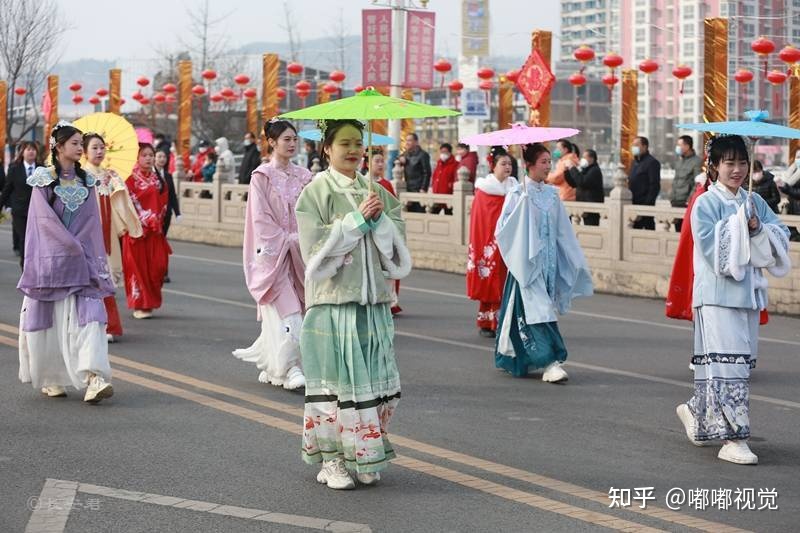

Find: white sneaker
<box><xmin>284</xmin><ymin>366</ymin><xmax>306</xmax><ymax>390</ymax></box>
<box><xmin>84</xmin><ymin>375</ymin><xmax>114</xmax><ymax>403</ymax></box>
<box><xmin>676</xmin><ymin>404</ymin><xmax>711</xmax><ymax>446</ymax></box>
<box><xmin>132</xmin><ymin>310</ymin><xmax>152</xmax><ymax>319</ymax></box>
<box><xmin>542</xmin><ymin>362</ymin><xmax>568</xmax><ymax>383</ymax></box>
<box><xmin>356</xmin><ymin>472</ymin><xmax>381</xmax><ymax>485</ymax></box>
<box><xmin>316</xmin><ymin>459</ymin><xmax>355</xmax><ymax>490</ymax></box>
<box><xmin>107</xmin><ymin>334</ymin><xmax>115</xmax><ymax>343</ymax></box>
<box><xmin>41</xmin><ymin>386</ymin><xmax>67</xmax><ymax>397</ymax></box>
<box><xmin>718</xmin><ymin>441</ymin><xmax>758</xmax><ymax>465</ymax></box>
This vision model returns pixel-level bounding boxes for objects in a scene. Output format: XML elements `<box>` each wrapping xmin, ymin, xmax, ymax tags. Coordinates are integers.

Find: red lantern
<box><xmin>191</xmin><ymin>84</ymin><xmax>206</xmax><ymax>96</ymax></box>
<box><xmin>766</xmin><ymin>70</ymin><xmax>788</xmax><ymax>85</ymax></box>
<box><xmin>243</xmin><ymin>87</ymin><xmax>257</xmax><ymax>99</ymax></box>
<box><xmin>165</xmin><ymin>94</ymin><xmax>177</xmax><ymax>103</ymax></box>
<box><xmin>568</xmin><ymin>73</ymin><xmax>586</xmax><ymax>87</ymax></box>
<box><xmin>433</xmin><ymin>58</ymin><xmax>452</xmax><ymax>74</ymax></box>
<box><xmin>638</xmin><ymin>59</ymin><xmax>658</xmax><ymax>75</ymax></box>
<box><xmin>322</xmin><ymin>82</ymin><xmax>338</xmax><ymax>94</ymax></box>
<box><xmin>505</xmin><ymin>69</ymin><xmax>521</xmax><ymax>83</ymax></box>
<box><xmin>295</xmin><ymin>80</ymin><xmax>311</xmax><ymax>92</ymax></box>
<box><xmin>448</xmin><ymin>80</ymin><xmax>463</xmax><ymax>91</ymax></box>
<box><xmin>201</xmin><ymin>69</ymin><xmax>217</xmax><ymax>81</ymax></box>
<box><xmin>209</xmin><ymin>93</ymin><xmax>224</xmax><ymax>103</ymax></box>
<box><xmin>779</xmin><ymin>45</ymin><xmax>800</xmax><ymax>65</ymax></box>
<box><xmin>136</xmin><ymin>76</ymin><xmax>150</xmax><ymax>87</ymax></box>
<box><xmin>220</xmin><ymin>87</ymin><xmax>235</xmax><ymax>98</ymax></box>
<box><xmin>153</xmin><ymin>93</ymin><xmax>166</xmax><ymax>103</ymax></box>
<box><xmin>602</xmin><ymin>74</ymin><xmax>620</xmax><ymax>87</ymax></box>
<box><xmin>296</xmin><ymin>88</ymin><xmax>310</xmax><ymax>100</ymax></box>
<box><xmin>751</xmin><ymin>36</ymin><xmax>776</xmax><ymax>56</ymax></box>
<box><xmin>88</xmin><ymin>96</ymin><xmax>100</xmax><ymax>105</ymax></box>
<box><xmin>96</xmin><ymin>87</ymin><xmax>109</xmax><ymax>97</ymax></box>
<box><xmin>276</xmin><ymin>88</ymin><xmax>287</xmax><ymax>99</ymax></box>
<box><xmin>329</xmin><ymin>70</ymin><xmax>346</xmax><ymax>83</ymax></box>
<box><xmin>478</xmin><ymin>79</ymin><xmax>493</xmax><ymax>91</ymax></box>
<box><xmin>734</xmin><ymin>69</ymin><xmax>754</xmax><ymax>83</ymax></box>
<box><xmin>139</xmin><ymin>97</ymin><xmax>151</xmax><ymax>105</ymax></box>
<box><xmin>353</xmin><ymin>85</ymin><xmax>365</xmax><ymax>93</ymax></box>
<box><xmin>234</xmin><ymin>74</ymin><xmax>250</xmax><ymax>86</ymax></box>
<box><xmin>603</xmin><ymin>53</ymin><xmax>624</xmax><ymax>69</ymax></box>
<box><xmin>672</xmin><ymin>65</ymin><xmax>692</xmax><ymax>94</ymax></box>
<box><xmin>162</xmin><ymin>83</ymin><xmax>178</xmax><ymax>94</ymax></box>
<box><xmin>573</xmin><ymin>45</ymin><xmax>595</xmax><ymax>74</ymax></box>
<box><xmin>477</xmin><ymin>67</ymin><xmax>495</xmax><ymax>80</ymax></box>
<box><xmin>287</xmin><ymin>62</ymin><xmax>304</xmax><ymax>76</ymax></box>
<box><xmin>132</xmin><ymin>91</ymin><xmax>144</xmax><ymax>101</ymax></box>
<box><xmin>72</xmin><ymin>95</ymin><xmax>84</xmax><ymax>104</ymax></box>
<box><xmin>69</xmin><ymin>82</ymin><xmax>82</xmax><ymax>92</ymax></box>
<box><xmin>13</xmin><ymin>87</ymin><xmax>26</xmax><ymax>96</ymax></box>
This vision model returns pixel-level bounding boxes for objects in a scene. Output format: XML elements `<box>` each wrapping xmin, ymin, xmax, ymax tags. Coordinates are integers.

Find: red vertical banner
<box><xmin>362</xmin><ymin>9</ymin><xmax>392</xmax><ymax>87</ymax></box>
<box><xmin>404</xmin><ymin>11</ymin><xmax>435</xmax><ymax>89</ymax></box>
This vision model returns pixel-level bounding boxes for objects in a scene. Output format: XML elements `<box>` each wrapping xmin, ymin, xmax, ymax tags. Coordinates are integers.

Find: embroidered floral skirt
<box><xmin>686</xmin><ymin>305</ymin><xmax>757</xmax><ymax>442</ymax></box>
<box><xmin>494</xmin><ymin>275</ymin><xmax>567</xmax><ymax>377</ymax></box>
<box><xmin>300</xmin><ymin>302</ymin><xmax>401</xmax><ymax>473</ymax></box>
<box><xmin>477</xmin><ymin>301</ymin><xmax>500</xmax><ymax>331</ymax></box>
<box><xmin>122</xmin><ymin>232</ymin><xmax>171</xmax><ymax>310</ymax></box>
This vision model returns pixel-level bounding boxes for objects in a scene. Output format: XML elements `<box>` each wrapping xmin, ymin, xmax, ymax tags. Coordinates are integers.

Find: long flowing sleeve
<box><xmin>368</xmin><ymin>188</ymin><xmax>412</xmax><ymax>280</ymax></box>
<box><xmin>554</xmin><ymin>201</ymin><xmax>593</xmax><ymax>313</ymax></box>
<box><xmin>495</xmin><ymin>187</ymin><xmax>543</xmax><ymax>288</ymax></box>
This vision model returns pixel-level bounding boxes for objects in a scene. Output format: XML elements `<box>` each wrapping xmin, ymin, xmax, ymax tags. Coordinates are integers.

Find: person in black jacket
<box><xmin>238</xmin><ymin>131</ymin><xmax>262</xmax><ymax>184</ymax></box>
<box><xmin>0</xmin><ymin>141</ymin><xmax>41</xmax><ymax>267</ymax></box>
<box><xmin>628</xmin><ymin>136</ymin><xmax>661</xmax><ymax>230</ymax></box>
<box><xmin>778</xmin><ymin>176</ymin><xmax>800</xmax><ymax>241</ymax></box>
<box><xmin>750</xmin><ymin>160</ymin><xmax>781</xmax><ymax>213</ymax></box>
<box><xmin>565</xmin><ymin>148</ymin><xmax>604</xmax><ymax>225</ymax></box>
<box><xmin>154</xmin><ymin>150</ymin><xmax>180</xmax><ymax>282</ymax></box>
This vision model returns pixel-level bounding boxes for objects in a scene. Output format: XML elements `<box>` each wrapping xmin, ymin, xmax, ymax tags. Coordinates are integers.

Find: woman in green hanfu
<box><xmin>295</xmin><ymin>119</ymin><xmax>411</xmax><ymax>490</ymax></box>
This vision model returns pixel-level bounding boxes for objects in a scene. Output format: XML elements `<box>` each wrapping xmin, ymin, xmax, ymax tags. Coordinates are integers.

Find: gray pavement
<box><xmin>1</xmin><ymin>230</ymin><xmax>798</xmax><ymax>532</ymax></box>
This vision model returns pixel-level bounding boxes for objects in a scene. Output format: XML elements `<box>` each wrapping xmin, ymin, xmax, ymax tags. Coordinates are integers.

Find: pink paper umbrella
<box><xmin>460</xmin><ymin>123</ymin><xmax>580</xmax><ymax>146</ymax></box>
<box><xmin>135</xmin><ymin>127</ymin><xmax>154</xmax><ymax>145</ymax></box>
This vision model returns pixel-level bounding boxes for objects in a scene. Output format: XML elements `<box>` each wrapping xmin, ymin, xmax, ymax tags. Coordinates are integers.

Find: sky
<box><xmin>56</xmin><ymin>0</ymin><xmax>562</xmax><ymax>63</ymax></box>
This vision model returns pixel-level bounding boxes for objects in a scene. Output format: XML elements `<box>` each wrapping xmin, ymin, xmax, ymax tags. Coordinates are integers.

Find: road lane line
<box><xmin>24</xmin><ymin>479</ymin><xmax>77</xmax><ymax>533</ymax></box>
<box><xmin>0</xmin><ymin>331</ymin><xmax>751</xmax><ymax>532</ymax></box>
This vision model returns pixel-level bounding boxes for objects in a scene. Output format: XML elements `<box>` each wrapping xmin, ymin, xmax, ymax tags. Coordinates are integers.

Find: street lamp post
<box><xmin>388</xmin><ymin>0</ymin><xmax>406</xmax><ymax>165</ymax></box>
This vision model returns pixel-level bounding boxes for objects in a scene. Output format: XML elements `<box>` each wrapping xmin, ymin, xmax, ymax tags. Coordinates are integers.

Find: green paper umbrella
<box><xmin>280</xmin><ymin>87</ymin><xmax>460</xmax><ymax>191</ymax></box>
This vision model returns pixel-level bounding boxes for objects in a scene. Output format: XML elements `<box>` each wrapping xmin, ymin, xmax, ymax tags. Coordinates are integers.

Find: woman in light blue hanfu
<box><xmin>494</xmin><ymin>142</ymin><xmax>593</xmax><ymax>383</ymax></box>
<box><xmin>676</xmin><ymin>135</ymin><xmax>791</xmax><ymax>465</ymax></box>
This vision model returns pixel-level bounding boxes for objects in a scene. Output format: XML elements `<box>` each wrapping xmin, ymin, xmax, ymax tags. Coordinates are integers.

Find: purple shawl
<box><xmin>18</xmin><ymin>184</ymin><xmax>115</xmax><ymax>331</ymax></box>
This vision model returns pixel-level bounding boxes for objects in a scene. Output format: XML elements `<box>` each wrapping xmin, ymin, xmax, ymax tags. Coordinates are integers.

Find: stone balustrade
<box><xmin>169</xmin><ymin>164</ymin><xmax>800</xmax><ymax>315</ymax></box>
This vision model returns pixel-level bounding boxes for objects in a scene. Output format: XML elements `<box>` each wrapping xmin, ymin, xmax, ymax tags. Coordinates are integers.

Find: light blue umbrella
<box><xmin>298</xmin><ymin>128</ymin><xmax>396</xmax><ymax>146</ymax></box>
<box><xmin>677</xmin><ymin>110</ymin><xmax>800</xmax><ymax>192</ymax></box>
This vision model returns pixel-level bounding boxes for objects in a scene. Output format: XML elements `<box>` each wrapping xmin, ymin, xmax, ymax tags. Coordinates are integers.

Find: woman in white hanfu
<box><xmin>233</xmin><ymin>119</ymin><xmax>311</xmax><ymax>390</ymax></box>
<box><xmin>676</xmin><ymin>135</ymin><xmax>791</xmax><ymax>465</ymax></box>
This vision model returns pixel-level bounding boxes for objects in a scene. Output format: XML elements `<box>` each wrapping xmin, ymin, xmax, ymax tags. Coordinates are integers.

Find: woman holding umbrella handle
<box><xmin>295</xmin><ymin>119</ymin><xmax>411</xmax><ymax>490</ymax></box>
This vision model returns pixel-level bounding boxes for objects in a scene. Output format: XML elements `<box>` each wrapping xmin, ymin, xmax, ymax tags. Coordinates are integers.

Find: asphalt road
<box><xmin>1</xmin><ymin>230</ymin><xmax>798</xmax><ymax>532</ymax></box>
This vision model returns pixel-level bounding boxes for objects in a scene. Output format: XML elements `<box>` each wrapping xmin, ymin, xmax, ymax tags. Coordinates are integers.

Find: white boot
<box><xmin>316</xmin><ymin>459</ymin><xmax>355</xmax><ymax>490</ymax></box>
<box><xmin>84</xmin><ymin>375</ymin><xmax>114</xmax><ymax>403</ymax></box>
<box><xmin>41</xmin><ymin>386</ymin><xmax>67</xmax><ymax>398</ymax></box>
<box><xmin>718</xmin><ymin>441</ymin><xmax>758</xmax><ymax>465</ymax></box>
<box><xmin>107</xmin><ymin>334</ymin><xmax>115</xmax><ymax>343</ymax></box>
<box><xmin>542</xmin><ymin>362</ymin><xmax>568</xmax><ymax>383</ymax></box>
<box><xmin>356</xmin><ymin>471</ymin><xmax>381</xmax><ymax>485</ymax></box>
<box><xmin>675</xmin><ymin>404</ymin><xmax>712</xmax><ymax>447</ymax></box>
<box><xmin>284</xmin><ymin>366</ymin><xmax>306</xmax><ymax>390</ymax></box>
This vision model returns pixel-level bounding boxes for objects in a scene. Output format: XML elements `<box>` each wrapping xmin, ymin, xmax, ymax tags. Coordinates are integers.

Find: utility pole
<box><xmin>388</xmin><ymin>0</ymin><xmax>406</xmax><ymax>164</ymax></box>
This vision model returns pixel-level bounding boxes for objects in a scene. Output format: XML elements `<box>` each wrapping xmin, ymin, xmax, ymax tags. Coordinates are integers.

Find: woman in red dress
<box><xmin>466</xmin><ymin>147</ymin><xmax>518</xmax><ymax>337</ymax></box>
<box><xmin>122</xmin><ymin>144</ymin><xmax>171</xmax><ymax>319</ymax></box>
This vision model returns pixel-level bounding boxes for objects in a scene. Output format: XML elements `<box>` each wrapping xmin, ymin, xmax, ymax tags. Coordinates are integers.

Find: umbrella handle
<box><xmin>748</xmin><ymin>137</ymin><xmax>759</xmax><ymax>195</ymax></box>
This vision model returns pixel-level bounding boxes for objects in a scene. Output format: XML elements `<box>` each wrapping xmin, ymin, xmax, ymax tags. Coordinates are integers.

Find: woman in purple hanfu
<box><xmin>17</xmin><ymin>122</ymin><xmax>116</xmax><ymax>403</ymax></box>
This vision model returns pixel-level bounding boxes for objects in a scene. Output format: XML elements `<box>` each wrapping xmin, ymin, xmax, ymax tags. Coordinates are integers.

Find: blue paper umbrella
<box><xmin>298</xmin><ymin>128</ymin><xmax>396</xmax><ymax>146</ymax></box>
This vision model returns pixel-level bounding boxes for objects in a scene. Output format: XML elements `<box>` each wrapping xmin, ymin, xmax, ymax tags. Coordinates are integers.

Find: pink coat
<box><xmin>243</xmin><ymin>161</ymin><xmax>312</xmax><ymax>318</ymax></box>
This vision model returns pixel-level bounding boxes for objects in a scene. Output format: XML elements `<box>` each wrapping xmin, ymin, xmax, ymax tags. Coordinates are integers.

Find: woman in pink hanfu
<box><xmin>233</xmin><ymin>120</ymin><xmax>311</xmax><ymax>390</ymax></box>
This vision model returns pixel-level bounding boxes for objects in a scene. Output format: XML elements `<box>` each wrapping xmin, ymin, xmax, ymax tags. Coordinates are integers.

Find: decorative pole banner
<box><xmin>404</xmin><ymin>10</ymin><xmax>435</xmax><ymax>89</ymax></box>
<box><xmin>620</xmin><ymin>69</ymin><xmax>638</xmax><ymax>174</ymax></box>
<box><xmin>525</xmin><ymin>31</ymin><xmax>553</xmax><ymax>126</ymax></box>
<box><xmin>43</xmin><ymin>75</ymin><xmax>58</xmax><ymax>141</ymax></box>
<box><xmin>401</xmin><ymin>88</ymin><xmax>415</xmax><ymax>148</ymax></box>
<box><xmin>262</xmin><ymin>53</ymin><xmax>279</xmax><ymax>157</ymax></box>
<box><xmin>790</xmin><ymin>68</ymin><xmax>800</xmax><ymax>159</ymax></box>
<box><xmin>362</xmin><ymin>9</ymin><xmax>392</xmax><ymax>87</ymax></box>
<box><xmin>109</xmin><ymin>68</ymin><xmax>121</xmax><ymax>114</ymax></box>
<box><xmin>177</xmin><ymin>60</ymin><xmax>192</xmax><ymax>158</ymax></box>
<box><xmin>498</xmin><ymin>78</ymin><xmax>513</xmax><ymax>130</ymax></box>
<box><xmin>703</xmin><ymin>18</ymin><xmax>728</xmax><ymax>145</ymax></box>
<box><xmin>0</xmin><ymin>80</ymin><xmax>6</xmax><ymax>162</ymax></box>
<box><xmin>461</xmin><ymin>0</ymin><xmax>489</xmax><ymax>57</ymax></box>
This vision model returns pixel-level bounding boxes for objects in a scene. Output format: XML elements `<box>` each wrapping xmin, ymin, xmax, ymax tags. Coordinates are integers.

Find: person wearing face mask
<box><xmin>750</xmin><ymin>160</ymin><xmax>781</xmax><ymax>213</ymax></box>
<box><xmin>213</xmin><ymin>136</ymin><xmax>235</xmax><ymax>183</ymax></box>
<box><xmin>429</xmin><ymin>143</ymin><xmax>459</xmax><ymax>214</ymax></box>
<box><xmin>564</xmin><ymin>149</ymin><xmax>604</xmax><ymax>225</ymax></box>
<box><xmin>238</xmin><ymin>132</ymin><xmax>262</xmax><ymax>185</ymax></box>
<box><xmin>546</xmin><ymin>139</ymin><xmax>578</xmax><ymax>201</ymax></box>
<box><xmin>455</xmin><ymin>142</ymin><xmax>478</xmax><ymax>182</ymax></box>
<box><xmin>671</xmin><ymin>135</ymin><xmax>702</xmax><ymax>210</ymax></box>
<box><xmin>628</xmin><ymin>136</ymin><xmax>661</xmax><ymax>230</ymax></box>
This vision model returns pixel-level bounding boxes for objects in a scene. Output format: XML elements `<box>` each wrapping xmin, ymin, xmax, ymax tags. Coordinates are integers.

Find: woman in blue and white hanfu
<box><xmin>493</xmin><ymin>142</ymin><xmax>593</xmax><ymax>383</ymax></box>
<box><xmin>676</xmin><ymin>135</ymin><xmax>791</xmax><ymax>465</ymax></box>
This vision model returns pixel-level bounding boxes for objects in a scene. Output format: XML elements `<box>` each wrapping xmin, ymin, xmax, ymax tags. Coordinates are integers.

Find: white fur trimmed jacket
<box><xmin>295</xmin><ymin>168</ymin><xmax>412</xmax><ymax>308</ymax></box>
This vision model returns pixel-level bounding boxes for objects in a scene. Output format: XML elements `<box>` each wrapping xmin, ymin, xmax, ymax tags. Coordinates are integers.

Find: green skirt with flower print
<box><xmin>300</xmin><ymin>302</ymin><xmax>401</xmax><ymax>473</ymax></box>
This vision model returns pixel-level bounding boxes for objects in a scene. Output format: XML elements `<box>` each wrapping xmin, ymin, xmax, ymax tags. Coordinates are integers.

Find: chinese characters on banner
<box><xmin>362</xmin><ymin>9</ymin><xmax>392</xmax><ymax>87</ymax></box>
<box><xmin>404</xmin><ymin>11</ymin><xmax>435</xmax><ymax>89</ymax></box>
<box><xmin>516</xmin><ymin>49</ymin><xmax>555</xmax><ymax>109</ymax></box>
<box><xmin>462</xmin><ymin>0</ymin><xmax>489</xmax><ymax>57</ymax></box>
